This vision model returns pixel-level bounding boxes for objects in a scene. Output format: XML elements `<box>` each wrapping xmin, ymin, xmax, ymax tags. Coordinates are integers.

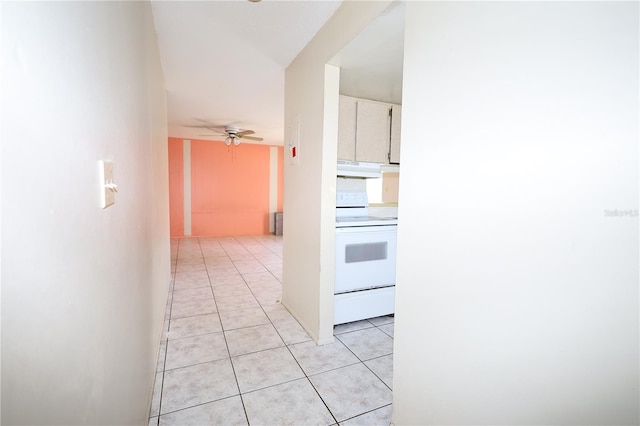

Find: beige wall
<box><xmin>394</xmin><ymin>2</ymin><xmax>639</xmax><ymax>424</ymax></box>
<box><xmin>282</xmin><ymin>1</ymin><xmax>393</xmax><ymax>344</ymax></box>
<box><xmin>1</xmin><ymin>2</ymin><xmax>170</xmax><ymax>424</ymax></box>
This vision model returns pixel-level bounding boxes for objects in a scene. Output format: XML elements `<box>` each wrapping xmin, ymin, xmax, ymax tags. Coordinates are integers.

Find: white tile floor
<box><xmin>149</xmin><ymin>235</ymin><xmax>394</xmax><ymax>426</ymax></box>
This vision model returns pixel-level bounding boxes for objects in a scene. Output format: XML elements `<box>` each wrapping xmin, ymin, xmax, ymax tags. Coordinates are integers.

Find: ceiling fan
<box><xmin>191</xmin><ymin>124</ymin><xmax>264</xmax><ymax>146</ymax></box>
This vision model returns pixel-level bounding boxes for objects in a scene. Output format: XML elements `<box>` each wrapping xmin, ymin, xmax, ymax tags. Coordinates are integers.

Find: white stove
<box><xmin>335</xmin><ymin>216</ymin><xmax>398</xmax><ymax>227</ymax></box>
<box><xmin>335</xmin><ymin>190</ymin><xmax>398</xmax><ymax>227</ymax></box>
<box><xmin>334</xmin><ymin>189</ymin><xmax>397</xmax><ymax>325</ymax></box>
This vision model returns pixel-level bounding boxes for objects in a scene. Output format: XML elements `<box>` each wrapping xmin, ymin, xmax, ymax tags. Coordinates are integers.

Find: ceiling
<box><xmin>151</xmin><ymin>0</ymin><xmax>404</xmax><ymax>147</ymax></box>
<box><xmin>330</xmin><ymin>1</ymin><xmax>404</xmax><ymax>107</ymax></box>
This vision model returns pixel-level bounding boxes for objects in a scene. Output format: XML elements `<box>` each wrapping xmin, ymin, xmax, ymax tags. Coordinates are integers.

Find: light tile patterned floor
<box><xmin>149</xmin><ymin>235</ymin><xmax>393</xmax><ymax>426</ymax></box>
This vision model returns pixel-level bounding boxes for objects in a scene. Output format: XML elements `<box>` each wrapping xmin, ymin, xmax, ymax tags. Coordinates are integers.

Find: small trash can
<box><xmin>274</xmin><ymin>212</ymin><xmax>283</xmax><ymax>236</ymax></box>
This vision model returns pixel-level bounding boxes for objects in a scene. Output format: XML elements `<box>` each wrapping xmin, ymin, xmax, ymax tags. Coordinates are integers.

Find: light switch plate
<box><xmin>99</xmin><ymin>160</ymin><xmax>115</xmax><ymax>208</ymax></box>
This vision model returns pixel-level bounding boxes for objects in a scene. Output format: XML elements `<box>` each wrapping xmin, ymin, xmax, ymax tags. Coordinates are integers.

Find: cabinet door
<box><xmin>355</xmin><ymin>100</ymin><xmax>391</xmax><ymax>163</ymax></box>
<box><xmin>337</xmin><ymin>96</ymin><xmax>357</xmax><ymax>161</ymax></box>
<box><xmin>389</xmin><ymin>104</ymin><xmax>402</xmax><ymax>164</ymax></box>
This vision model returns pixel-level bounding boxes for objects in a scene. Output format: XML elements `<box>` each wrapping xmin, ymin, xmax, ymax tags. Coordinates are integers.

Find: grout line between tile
<box><xmin>157</xmin><ymin>235</ymin><xmax>391</xmax><ymax>425</ymax></box>
<box><xmin>231</xmin><ymin>235</ymin><xmax>327</xmax><ymax>424</ymax></box>
<box><xmin>202</xmin><ymin>237</ymin><xmax>251</xmax><ymax>425</ymax></box>
<box><xmin>156</xmin><ymin>394</ymin><xmax>243</xmax><ymax>418</ymax></box>
<box><xmin>152</xmin><ymin>237</ymin><xmax>181</xmax><ymax>424</ymax></box>
<box><xmin>259</xmin><ymin>305</ymin><xmax>339</xmax><ymax>424</ymax></box>
<box><xmin>338</xmin><ymin>402</ymin><xmax>393</xmax><ymax>425</ymax></box>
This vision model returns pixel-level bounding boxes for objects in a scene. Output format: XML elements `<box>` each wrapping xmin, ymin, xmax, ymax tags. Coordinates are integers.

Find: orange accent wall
<box><xmin>168</xmin><ymin>137</ymin><xmax>284</xmax><ymax>237</ymax></box>
<box><xmin>168</xmin><ymin>138</ymin><xmax>184</xmax><ymax>237</ymax></box>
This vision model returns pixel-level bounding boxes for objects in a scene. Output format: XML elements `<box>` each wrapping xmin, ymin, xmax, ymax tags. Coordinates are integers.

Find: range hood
<box><xmin>337</xmin><ymin>160</ymin><xmax>382</xmax><ymax>178</ymax></box>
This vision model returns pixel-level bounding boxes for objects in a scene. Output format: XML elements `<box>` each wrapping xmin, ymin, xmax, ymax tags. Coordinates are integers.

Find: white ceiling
<box><xmin>151</xmin><ymin>0</ymin><xmax>404</xmax><ymax>146</ymax></box>
<box><xmin>330</xmin><ymin>1</ymin><xmax>404</xmax><ymax>106</ymax></box>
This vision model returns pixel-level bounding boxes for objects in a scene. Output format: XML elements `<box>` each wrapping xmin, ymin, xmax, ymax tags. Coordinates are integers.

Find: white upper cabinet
<box><xmin>355</xmin><ymin>100</ymin><xmax>391</xmax><ymax>163</ymax></box>
<box><xmin>337</xmin><ymin>95</ymin><xmax>402</xmax><ymax>164</ymax></box>
<box><xmin>389</xmin><ymin>104</ymin><xmax>402</xmax><ymax>164</ymax></box>
<box><xmin>337</xmin><ymin>96</ymin><xmax>357</xmax><ymax>161</ymax></box>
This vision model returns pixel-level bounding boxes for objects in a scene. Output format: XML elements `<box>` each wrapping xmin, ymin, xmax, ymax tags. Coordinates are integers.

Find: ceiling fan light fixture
<box><xmin>224</xmin><ymin>136</ymin><xmax>232</xmax><ymax>146</ymax></box>
<box><xmin>233</xmin><ymin>136</ymin><xmax>241</xmax><ymax>146</ymax></box>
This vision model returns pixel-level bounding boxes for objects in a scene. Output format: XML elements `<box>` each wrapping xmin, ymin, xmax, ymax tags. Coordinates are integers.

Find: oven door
<box><xmin>334</xmin><ymin>225</ymin><xmax>397</xmax><ymax>293</ymax></box>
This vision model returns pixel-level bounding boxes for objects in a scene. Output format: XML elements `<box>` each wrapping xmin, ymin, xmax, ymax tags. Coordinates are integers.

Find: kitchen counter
<box><xmin>368</xmin><ymin>204</ymin><xmax>398</xmax><ymax>219</ymax></box>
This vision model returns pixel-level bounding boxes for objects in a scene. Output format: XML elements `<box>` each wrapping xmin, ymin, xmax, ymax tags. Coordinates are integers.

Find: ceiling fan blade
<box><xmin>188</xmin><ymin>121</ymin><xmax>261</xmax><ymax>141</ymax></box>
<box><xmin>187</xmin><ymin>125</ymin><xmax>227</xmax><ymax>133</ymax></box>
<box><xmin>185</xmin><ymin>125</ymin><xmax>218</xmax><ymax>129</ymax></box>
<box><xmin>193</xmin><ymin>118</ymin><xmax>223</xmax><ymax>127</ymax></box>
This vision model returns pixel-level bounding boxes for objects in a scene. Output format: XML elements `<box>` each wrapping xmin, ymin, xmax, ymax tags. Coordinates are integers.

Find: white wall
<box><xmin>394</xmin><ymin>2</ymin><xmax>639</xmax><ymax>424</ymax></box>
<box><xmin>283</xmin><ymin>1</ymin><xmax>393</xmax><ymax>344</ymax></box>
<box><xmin>1</xmin><ymin>2</ymin><xmax>170</xmax><ymax>424</ymax></box>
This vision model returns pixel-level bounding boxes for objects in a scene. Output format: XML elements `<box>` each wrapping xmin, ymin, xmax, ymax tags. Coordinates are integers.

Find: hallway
<box><xmin>149</xmin><ymin>235</ymin><xmax>394</xmax><ymax>425</ymax></box>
